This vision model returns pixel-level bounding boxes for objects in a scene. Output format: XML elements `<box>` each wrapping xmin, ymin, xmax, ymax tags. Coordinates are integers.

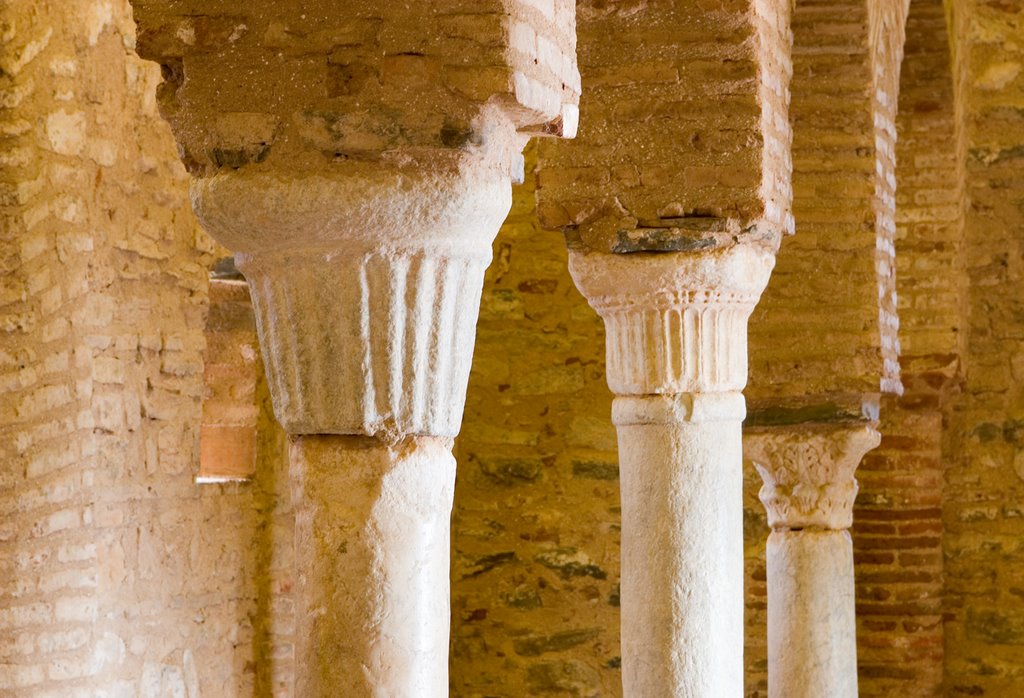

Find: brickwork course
<box><xmin>943</xmin><ymin>0</ymin><xmax>1024</xmax><ymax>694</ymax></box>
<box><xmin>1</xmin><ymin>0</ymin><xmax>1024</xmax><ymax>696</ymax></box>
<box><xmin>0</xmin><ymin>0</ymin><xmax>269</xmax><ymax>693</ymax></box>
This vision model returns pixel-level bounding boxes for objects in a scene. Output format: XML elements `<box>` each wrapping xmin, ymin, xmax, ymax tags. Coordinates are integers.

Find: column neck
<box><xmin>613</xmin><ymin>393</ymin><xmax>747</xmax><ymax>426</ymax></box>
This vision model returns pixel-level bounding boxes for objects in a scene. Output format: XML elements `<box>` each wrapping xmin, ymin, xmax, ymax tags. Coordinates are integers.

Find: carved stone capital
<box><xmin>745</xmin><ymin>423</ymin><xmax>881</xmax><ymax>530</ymax></box>
<box><xmin>192</xmin><ymin>160</ymin><xmax>514</xmax><ymax>437</ymax></box>
<box><xmin>568</xmin><ymin>244</ymin><xmax>776</xmax><ymax>396</ymax></box>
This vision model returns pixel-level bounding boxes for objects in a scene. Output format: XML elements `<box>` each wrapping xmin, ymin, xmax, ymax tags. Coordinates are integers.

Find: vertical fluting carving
<box><xmin>569</xmin><ymin>244</ymin><xmax>775</xmax><ymax>395</ymax></box>
<box><xmin>600</xmin><ymin>301</ymin><xmax>760</xmax><ymax>395</ymax></box>
<box><xmin>193</xmin><ymin>167</ymin><xmax>514</xmax><ymax>437</ymax></box>
<box><xmin>242</xmin><ymin>250</ymin><xmax>490</xmax><ymax>437</ymax></box>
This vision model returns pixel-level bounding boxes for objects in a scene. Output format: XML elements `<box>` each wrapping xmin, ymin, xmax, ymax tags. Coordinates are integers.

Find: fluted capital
<box><xmin>568</xmin><ymin>244</ymin><xmax>776</xmax><ymax>395</ymax></box>
<box><xmin>745</xmin><ymin>423</ymin><xmax>881</xmax><ymax>530</ymax></box>
<box><xmin>192</xmin><ymin>161</ymin><xmax>513</xmax><ymax>437</ymax></box>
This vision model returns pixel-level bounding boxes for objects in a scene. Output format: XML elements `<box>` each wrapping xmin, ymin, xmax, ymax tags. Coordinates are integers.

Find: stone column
<box><xmin>569</xmin><ymin>243</ymin><xmax>776</xmax><ymax>696</ymax></box>
<box><xmin>191</xmin><ymin>150</ymin><xmax>519</xmax><ymax>696</ymax></box>
<box><xmin>289</xmin><ymin>435</ymin><xmax>455</xmax><ymax>696</ymax></box>
<box><xmin>745</xmin><ymin>423</ymin><xmax>881</xmax><ymax>698</ymax></box>
<box><xmin>130</xmin><ymin>0</ymin><xmax>581</xmax><ymax>690</ymax></box>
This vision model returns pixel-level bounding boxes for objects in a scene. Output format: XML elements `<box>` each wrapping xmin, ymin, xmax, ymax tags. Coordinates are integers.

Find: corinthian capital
<box><xmin>745</xmin><ymin>423</ymin><xmax>881</xmax><ymax>530</ymax></box>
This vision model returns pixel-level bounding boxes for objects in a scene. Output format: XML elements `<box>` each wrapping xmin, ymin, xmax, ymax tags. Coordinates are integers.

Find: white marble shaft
<box><xmin>570</xmin><ymin>244</ymin><xmax>776</xmax><ymax>697</ymax></box>
<box><xmin>767</xmin><ymin>530</ymin><xmax>858</xmax><ymax>698</ymax></box>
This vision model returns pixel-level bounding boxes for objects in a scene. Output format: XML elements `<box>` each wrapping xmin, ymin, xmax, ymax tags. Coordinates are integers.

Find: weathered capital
<box><xmin>130</xmin><ymin>0</ymin><xmax>582</xmax><ymax>439</ymax></box>
<box><xmin>192</xmin><ymin>149</ymin><xmax>517</xmax><ymax>437</ymax></box>
<box><xmin>568</xmin><ymin>244</ymin><xmax>776</xmax><ymax>396</ymax></box>
<box><xmin>745</xmin><ymin>423</ymin><xmax>881</xmax><ymax>530</ymax></box>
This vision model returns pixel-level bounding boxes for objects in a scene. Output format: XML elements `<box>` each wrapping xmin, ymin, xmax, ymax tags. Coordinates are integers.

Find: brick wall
<box><xmin>200</xmin><ymin>279</ymin><xmax>261</xmax><ymax>481</ymax></box>
<box><xmin>0</xmin><ymin>0</ymin><xmax>101</xmax><ymax>688</ymax></box>
<box><xmin>747</xmin><ymin>0</ymin><xmax>904</xmax><ymax>411</ymax></box>
<box><xmin>851</xmin><ymin>1</ymin><xmax>961</xmax><ymax>693</ymax></box>
<box><xmin>131</xmin><ymin>0</ymin><xmax>578</xmax><ymax>177</ymax></box>
<box><xmin>0</xmin><ymin>1</ymin><xmax>292</xmax><ymax>694</ymax></box>
<box><xmin>536</xmin><ymin>0</ymin><xmax>793</xmax><ymax>255</ymax></box>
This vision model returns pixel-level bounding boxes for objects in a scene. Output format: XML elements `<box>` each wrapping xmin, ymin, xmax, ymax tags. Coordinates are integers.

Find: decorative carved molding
<box><xmin>568</xmin><ymin>243</ymin><xmax>776</xmax><ymax>395</ymax></box>
<box><xmin>745</xmin><ymin>423</ymin><xmax>881</xmax><ymax>530</ymax></box>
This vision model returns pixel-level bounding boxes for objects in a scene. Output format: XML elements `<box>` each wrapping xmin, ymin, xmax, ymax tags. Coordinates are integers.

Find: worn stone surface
<box><xmin>767</xmin><ymin>530</ymin><xmax>859</xmax><ymax>698</ymax></box>
<box><xmin>614</xmin><ymin>395</ymin><xmax>747</xmax><ymax>697</ymax></box>
<box><xmin>290</xmin><ymin>435</ymin><xmax>456</xmax><ymax>697</ymax></box>
<box><xmin>130</xmin><ymin>0</ymin><xmax>581</xmax><ymax>438</ymax></box>
<box><xmin>942</xmin><ymin>0</ymin><xmax>1024</xmax><ymax>694</ymax></box>
<box><xmin>131</xmin><ymin>0</ymin><xmax>580</xmax><ymax>176</ymax></box>
<box><xmin>746</xmin><ymin>423</ymin><xmax>881</xmax><ymax>531</ymax></box>
<box><xmin>195</xmin><ymin>164</ymin><xmax>517</xmax><ymax>437</ymax></box>
<box><xmin>128</xmin><ymin>2</ymin><xmax>582</xmax><ymax>693</ymax></box>
<box><xmin>559</xmin><ymin>206</ymin><xmax>778</xmax><ymax>698</ymax></box>
<box><xmin>0</xmin><ymin>0</ymin><xmax>276</xmax><ymax>695</ymax></box>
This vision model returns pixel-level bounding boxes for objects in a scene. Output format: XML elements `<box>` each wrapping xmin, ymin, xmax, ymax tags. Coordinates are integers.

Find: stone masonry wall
<box><xmin>451</xmin><ymin>143</ymin><xmax>619</xmax><ymax>697</ymax></box>
<box><xmin>943</xmin><ymin>0</ymin><xmax>1024</xmax><ymax>693</ymax></box>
